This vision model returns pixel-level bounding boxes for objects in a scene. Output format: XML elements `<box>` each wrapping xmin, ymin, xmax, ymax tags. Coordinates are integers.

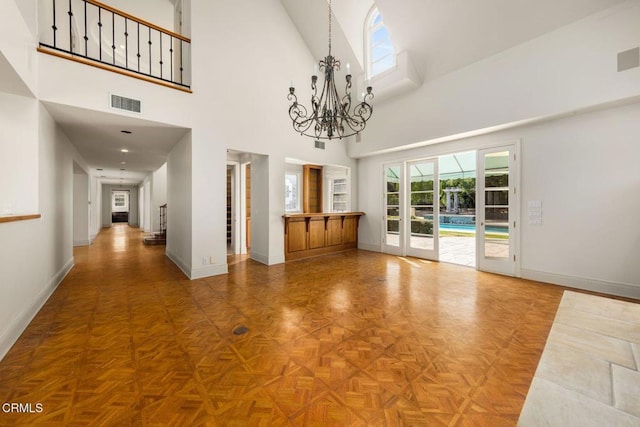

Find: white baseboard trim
<box><xmin>73</xmin><ymin>239</ymin><xmax>90</xmax><ymax>247</ymax></box>
<box><xmin>251</xmin><ymin>251</ymin><xmax>269</xmax><ymax>265</ymax></box>
<box><xmin>166</xmin><ymin>250</ymin><xmax>190</xmax><ymax>279</ymax></box>
<box><xmin>358</xmin><ymin>243</ymin><xmax>382</xmax><ymax>253</ymax></box>
<box><xmin>0</xmin><ymin>257</ymin><xmax>74</xmax><ymax>361</ymax></box>
<box><xmin>521</xmin><ymin>268</ymin><xmax>640</xmax><ymax>300</ymax></box>
<box><xmin>191</xmin><ymin>264</ymin><xmax>228</xmax><ymax>279</ymax></box>
<box><xmin>166</xmin><ymin>250</ymin><xmax>228</xmax><ymax>280</ymax></box>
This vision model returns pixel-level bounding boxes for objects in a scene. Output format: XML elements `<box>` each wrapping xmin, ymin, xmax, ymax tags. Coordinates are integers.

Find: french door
<box><xmin>383</xmin><ymin>164</ymin><xmax>403</xmax><ymax>255</ymax></box>
<box><xmin>477</xmin><ymin>146</ymin><xmax>517</xmax><ymax>275</ymax></box>
<box><xmin>406</xmin><ymin>159</ymin><xmax>438</xmax><ymax>259</ymax></box>
<box><xmin>382</xmin><ymin>160</ymin><xmax>439</xmax><ymax>260</ymax></box>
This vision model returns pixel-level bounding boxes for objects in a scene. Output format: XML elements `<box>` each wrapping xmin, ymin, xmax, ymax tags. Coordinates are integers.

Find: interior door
<box><xmin>477</xmin><ymin>146</ymin><xmax>517</xmax><ymax>275</ymax></box>
<box><xmin>406</xmin><ymin>159</ymin><xmax>438</xmax><ymax>260</ymax></box>
<box><xmin>382</xmin><ymin>164</ymin><xmax>403</xmax><ymax>255</ymax></box>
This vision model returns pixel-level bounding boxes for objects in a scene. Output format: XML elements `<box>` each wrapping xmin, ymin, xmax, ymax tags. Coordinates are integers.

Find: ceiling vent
<box><xmin>110</xmin><ymin>94</ymin><xmax>141</xmax><ymax>113</ymax></box>
<box><xmin>314</xmin><ymin>140</ymin><xmax>325</xmax><ymax>150</ymax></box>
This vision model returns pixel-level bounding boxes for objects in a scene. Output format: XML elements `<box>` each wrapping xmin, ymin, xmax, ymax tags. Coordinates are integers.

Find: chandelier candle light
<box><xmin>287</xmin><ymin>0</ymin><xmax>374</xmax><ymax>140</ymax></box>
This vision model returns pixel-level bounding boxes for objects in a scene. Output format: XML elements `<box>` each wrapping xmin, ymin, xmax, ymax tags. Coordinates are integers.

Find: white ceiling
<box><xmin>41</xmin><ymin>0</ymin><xmax>627</xmax><ymax>187</ymax></box>
<box><xmin>43</xmin><ymin>102</ymin><xmax>188</xmax><ymax>185</ymax></box>
<box><xmin>282</xmin><ymin>0</ymin><xmax>628</xmax><ymax>82</ymax></box>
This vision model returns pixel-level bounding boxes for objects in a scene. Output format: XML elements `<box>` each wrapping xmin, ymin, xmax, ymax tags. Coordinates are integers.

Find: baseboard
<box><xmin>165</xmin><ymin>249</ymin><xmax>190</xmax><ymax>279</ymax></box>
<box><xmin>0</xmin><ymin>257</ymin><xmax>74</xmax><ymax>361</ymax></box>
<box><xmin>73</xmin><ymin>239</ymin><xmax>90</xmax><ymax>247</ymax></box>
<box><xmin>191</xmin><ymin>264</ymin><xmax>228</xmax><ymax>279</ymax></box>
<box><xmin>165</xmin><ymin>250</ymin><xmax>228</xmax><ymax>280</ymax></box>
<box><xmin>521</xmin><ymin>268</ymin><xmax>640</xmax><ymax>300</ymax></box>
<box><xmin>250</xmin><ymin>251</ymin><xmax>269</xmax><ymax>265</ymax></box>
<box><xmin>358</xmin><ymin>242</ymin><xmax>382</xmax><ymax>253</ymax></box>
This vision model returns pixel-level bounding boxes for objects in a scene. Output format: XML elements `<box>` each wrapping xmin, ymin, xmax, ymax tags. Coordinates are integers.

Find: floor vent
<box><xmin>314</xmin><ymin>140</ymin><xmax>325</xmax><ymax>150</ymax></box>
<box><xmin>110</xmin><ymin>94</ymin><xmax>142</xmax><ymax>113</ymax></box>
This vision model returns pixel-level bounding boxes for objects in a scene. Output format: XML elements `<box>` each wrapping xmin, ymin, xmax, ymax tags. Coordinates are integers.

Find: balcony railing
<box><xmin>39</xmin><ymin>0</ymin><xmax>191</xmax><ymax>89</ymax></box>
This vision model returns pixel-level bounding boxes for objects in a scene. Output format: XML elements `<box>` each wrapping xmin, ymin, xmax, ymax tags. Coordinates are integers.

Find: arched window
<box><xmin>366</xmin><ymin>6</ymin><xmax>395</xmax><ymax>79</ymax></box>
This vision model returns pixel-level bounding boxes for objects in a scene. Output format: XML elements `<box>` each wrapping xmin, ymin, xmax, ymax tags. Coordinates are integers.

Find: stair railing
<box><xmin>39</xmin><ymin>0</ymin><xmax>191</xmax><ymax>89</ymax></box>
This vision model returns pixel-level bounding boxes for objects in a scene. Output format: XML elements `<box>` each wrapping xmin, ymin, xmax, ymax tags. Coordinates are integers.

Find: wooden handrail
<box><xmin>84</xmin><ymin>0</ymin><xmax>191</xmax><ymax>43</ymax></box>
<box><xmin>0</xmin><ymin>214</ymin><xmax>41</xmax><ymax>224</ymax></box>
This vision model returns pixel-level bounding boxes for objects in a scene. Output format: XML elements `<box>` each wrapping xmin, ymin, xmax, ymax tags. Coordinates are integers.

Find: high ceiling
<box><xmin>282</xmin><ymin>0</ymin><xmax>627</xmax><ymax>82</ymax></box>
<box><xmin>43</xmin><ymin>0</ymin><xmax>628</xmax><ymax>185</ymax></box>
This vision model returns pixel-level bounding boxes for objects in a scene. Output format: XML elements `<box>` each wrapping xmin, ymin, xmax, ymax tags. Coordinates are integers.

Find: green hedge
<box><xmin>387</xmin><ymin>217</ymin><xmax>433</xmax><ymax>235</ymax></box>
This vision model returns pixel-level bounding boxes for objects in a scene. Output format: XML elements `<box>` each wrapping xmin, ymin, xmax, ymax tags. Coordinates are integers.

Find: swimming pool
<box><xmin>438</xmin><ymin>223</ymin><xmax>507</xmax><ymax>233</ymax></box>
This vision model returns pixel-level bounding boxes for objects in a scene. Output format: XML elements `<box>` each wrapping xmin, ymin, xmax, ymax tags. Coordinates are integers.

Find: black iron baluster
<box><xmin>52</xmin><ymin>0</ymin><xmax>57</xmax><ymax>47</ymax></box>
<box><xmin>83</xmin><ymin>0</ymin><xmax>88</xmax><ymax>55</ymax></box>
<box><xmin>68</xmin><ymin>0</ymin><xmax>73</xmax><ymax>53</ymax></box>
<box><xmin>148</xmin><ymin>27</ymin><xmax>152</xmax><ymax>76</ymax></box>
<box><xmin>111</xmin><ymin>11</ymin><xmax>115</xmax><ymax>64</ymax></box>
<box><xmin>98</xmin><ymin>7</ymin><xmax>102</xmax><ymax>61</ymax></box>
<box><xmin>169</xmin><ymin>35</ymin><xmax>173</xmax><ymax>83</ymax></box>
<box><xmin>137</xmin><ymin>22</ymin><xmax>140</xmax><ymax>72</ymax></box>
<box><xmin>159</xmin><ymin>32</ymin><xmax>163</xmax><ymax>79</ymax></box>
<box><xmin>124</xmin><ymin>18</ymin><xmax>128</xmax><ymax>70</ymax></box>
<box><xmin>180</xmin><ymin>40</ymin><xmax>184</xmax><ymax>85</ymax></box>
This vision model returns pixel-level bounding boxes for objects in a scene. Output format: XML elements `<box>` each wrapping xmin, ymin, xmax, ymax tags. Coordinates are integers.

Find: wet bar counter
<box><xmin>283</xmin><ymin>212</ymin><xmax>365</xmax><ymax>261</ymax></box>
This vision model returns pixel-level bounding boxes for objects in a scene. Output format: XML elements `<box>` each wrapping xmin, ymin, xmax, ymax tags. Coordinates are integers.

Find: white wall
<box><xmin>0</xmin><ymin>93</ymin><xmax>38</xmax><ymax>215</ymax></box>
<box><xmin>151</xmin><ymin>163</ymin><xmax>167</xmax><ymax>233</ymax></box>
<box><xmin>0</xmin><ymin>104</ymin><xmax>81</xmax><ymax>360</ymax></box>
<box><xmin>73</xmin><ymin>166</ymin><xmax>90</xmax><ymax>246</ymax></box>
<box><xmin>358</xmin><ymin>100</ymin><xmax>640</xmax><ymax>298</ymax></box>
<box><xmin>166</xmin><ymin>131</ymin><xmax>192</xmax><ymax>276</ymax></box>
<box><xmin>349</xmin><ymin>1</ymin><xmax>640</xmax><ymax>158</ymax></box>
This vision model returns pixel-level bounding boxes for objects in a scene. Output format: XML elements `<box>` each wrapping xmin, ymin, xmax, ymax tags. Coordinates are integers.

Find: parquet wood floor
<box><xmin>0</xmin><ymin>224</ymin><xmax>574</xmax><ymax>426</ymax></box>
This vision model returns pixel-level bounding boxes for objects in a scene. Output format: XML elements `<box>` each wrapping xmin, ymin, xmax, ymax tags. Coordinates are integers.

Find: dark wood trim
<box><xmin>0</xmin><ymin>214</ymin><xmax>41</xmax><ymax>224</ymax></box>
<box><xmin>37</xmin><ymin>47</ymin><xmax>193</xmax><ymax>93</ymax></box>
<box><xmin>85</xmin><ymin>0</ymin><xmax>191</xmax><ymax>42</ymax></box>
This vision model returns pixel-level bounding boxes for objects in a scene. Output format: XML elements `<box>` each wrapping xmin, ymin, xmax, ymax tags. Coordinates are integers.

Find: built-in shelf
<box><xmin>0</xmin><ymin>214</ymin><xmax>41</xmax><ymax>224</ymax></box>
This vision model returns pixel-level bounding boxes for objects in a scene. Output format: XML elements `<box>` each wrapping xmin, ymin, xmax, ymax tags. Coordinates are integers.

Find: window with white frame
<box><xmin>366</xmin><ymin>6</ymin><xmax>395</xmax><ymax>79</ymax></box>
<box><xmin>285</xmin><ymin>172</ymin><xmax>301</xmax><ymax>212</ymax></box>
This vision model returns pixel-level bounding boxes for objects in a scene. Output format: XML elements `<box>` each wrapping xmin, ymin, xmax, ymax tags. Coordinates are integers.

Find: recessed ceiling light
<box><xmin>120</xmin><ymin>161</ymin><xmax>126</xmax><ymax>165</ymax></box>
<box><xmin>120</xmin><ymin>168</ymin><xmax>126</xmax><ymax>171</ymax></box>
<box><xmin>96</xmin><ymin>168</ymin><xmax>103</xmax><ymax>171</ymax></box>
<box><xmin>121</xmin><ymin>130</ymin><xmax>132</xmax><ymax>134</ymax></box>
<box><xmin>120</xmin><ymin>149</ymin><xmax>129</xmax><ymax>153</ymax></box>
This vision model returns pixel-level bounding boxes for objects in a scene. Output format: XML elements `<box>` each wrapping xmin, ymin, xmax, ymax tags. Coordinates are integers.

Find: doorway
<box><xmin>381</xmin><ymin>144</ymin><xmax>518</xmax><ymax>275</ymax></box>
<box><xmin>111</xmin><ymin>190</ymin><xmax>130</xmax><ymax>223</ymax></box>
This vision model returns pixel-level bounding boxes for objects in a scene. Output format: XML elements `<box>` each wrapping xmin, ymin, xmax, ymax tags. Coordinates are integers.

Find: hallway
<box><xmin>0</xmin><ymin>225</ymin><xmax>566</xmax><ymax>425</ymax></box>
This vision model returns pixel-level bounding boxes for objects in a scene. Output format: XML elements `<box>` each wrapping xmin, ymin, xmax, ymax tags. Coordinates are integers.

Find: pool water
<box><xmin>439</xmin><ymin>223</ymin><xmax>507</xmax><ymax>233</ymax></box>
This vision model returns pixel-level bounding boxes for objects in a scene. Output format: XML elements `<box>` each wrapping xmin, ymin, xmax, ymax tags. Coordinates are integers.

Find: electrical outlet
<box><xmin>209</xmin><ymin>256</ymin><xmax>215</xmax><ymax>264</ymax></box>
<box><xmin>202</xmin><ymin>257</ymin><xmax>208</xmax><ymax>265</ymax></box>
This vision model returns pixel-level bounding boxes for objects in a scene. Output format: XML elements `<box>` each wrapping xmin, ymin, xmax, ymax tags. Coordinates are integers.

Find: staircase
<box><xmin>143</xmin><ymin>204</ymin><xmax>167</xmax><ymax>245</ymax></box>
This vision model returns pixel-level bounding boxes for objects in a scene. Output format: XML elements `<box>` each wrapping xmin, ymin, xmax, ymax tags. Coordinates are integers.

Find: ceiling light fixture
<box><xmin>287</xmin><ymin>0</ymin><xmax>373</xmax><ymax>140</ymax></box>
<box><xmin>120</xmin><ymin>130</ymin><xmax>132</xmax><ymax>134</ymax></box>
<box><xmin>120</xmin><ymin>148</ymin><xmax>129</xmax><ymax>153</ymax></box>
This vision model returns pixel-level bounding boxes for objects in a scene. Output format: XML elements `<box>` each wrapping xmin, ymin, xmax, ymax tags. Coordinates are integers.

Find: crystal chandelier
<box><xmin>287</xmin><ymin>0</ymin><xmax>374</xmax><ymax>140</ymax></box>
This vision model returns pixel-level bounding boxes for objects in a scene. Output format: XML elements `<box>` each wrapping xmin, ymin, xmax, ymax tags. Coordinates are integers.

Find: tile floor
<box><xmin>519</xmin><ymin>291</ymin><xmax>640</xmax><ymax>426</ymax></box>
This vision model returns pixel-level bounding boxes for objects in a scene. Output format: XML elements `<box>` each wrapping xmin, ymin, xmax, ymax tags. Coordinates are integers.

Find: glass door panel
<box><xmin>383</xmin><ymin>164</ymin><xmax>402</xmax><ymax>254</ymax></box>
<box><xmin>477</xmin><ymin>147</ymin><xmax>516</xmax><ymax>275</ymax></box>
<box><xmin>406</xmin><ymin>159</ymin><xmax>438</xmax><ymax>259</ymax></box>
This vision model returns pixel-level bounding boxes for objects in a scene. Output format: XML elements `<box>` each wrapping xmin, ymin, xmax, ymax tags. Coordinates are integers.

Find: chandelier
<box><xmin>287</xmin><ymin>0</ymin><xmax>374</xmax><ymax>140</ymax></box>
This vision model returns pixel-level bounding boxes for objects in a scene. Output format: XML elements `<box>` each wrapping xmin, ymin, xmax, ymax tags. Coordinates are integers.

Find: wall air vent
<box><xmin>617</xmin><ymin>47</ymin><xmax>639</xmax><ymax>72</ymax></box>
<box><xmin>110</xmin><ymin>94</ymin><xmax>141</xmax><ymax>113</ymax></box>
<box><xmin>314</xmin><ymin>140</ymin><xmax>325</xmax><ymax>150</ymax></box>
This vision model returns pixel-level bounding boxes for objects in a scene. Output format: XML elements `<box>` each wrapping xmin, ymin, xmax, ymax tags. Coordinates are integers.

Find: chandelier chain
<box><xmin>328</xmin><ymin>0</ymin><xmax>332</xmax><ymax>55</ymax></box>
